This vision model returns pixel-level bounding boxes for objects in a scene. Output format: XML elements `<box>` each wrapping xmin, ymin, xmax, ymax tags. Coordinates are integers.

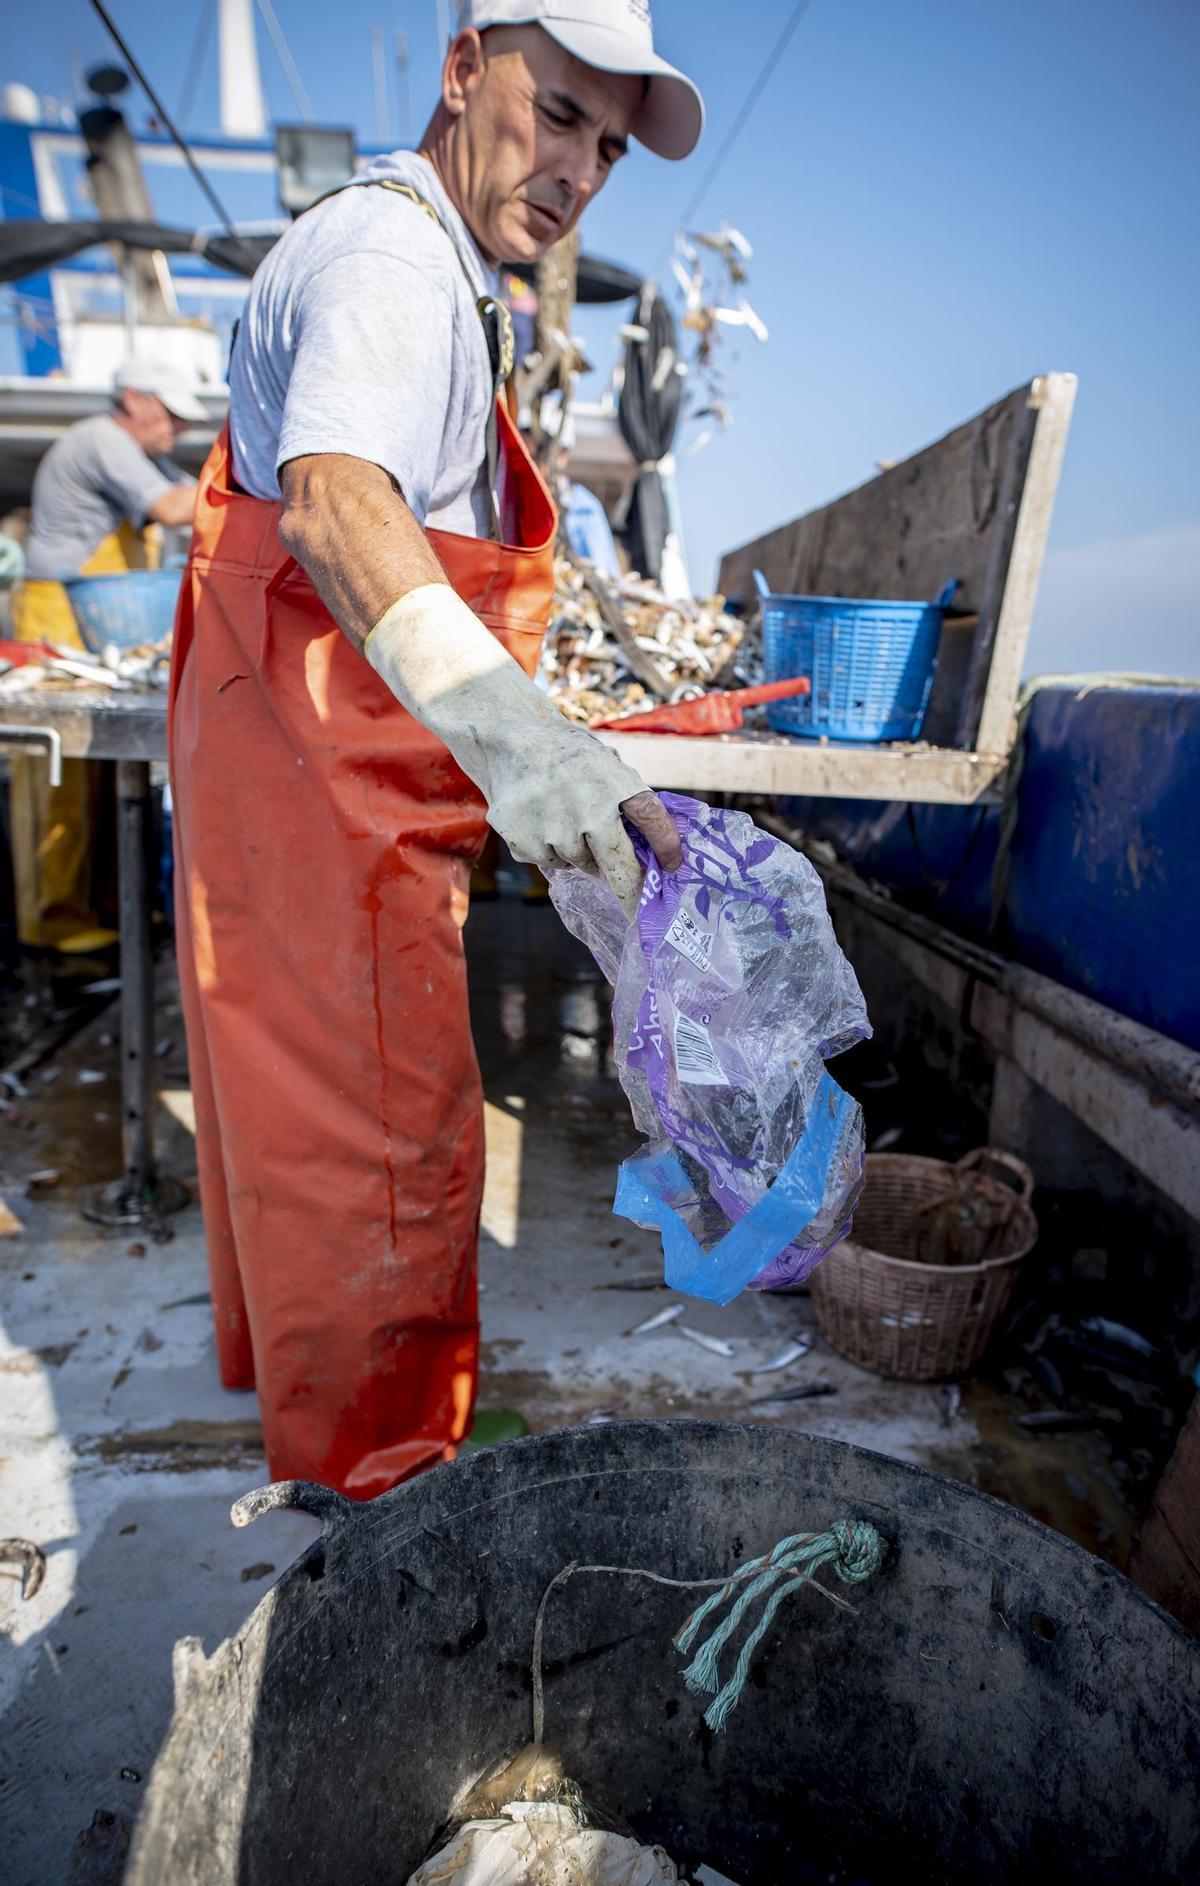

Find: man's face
<box><xmin>444</xmin><ymin>26</ymin><xmax>642</xmax><ymax>264</ymax></box>
<box><xmin>121</xmin><ymin>389</ymin><xmax>187</xmax><ymax>456</ymax></box>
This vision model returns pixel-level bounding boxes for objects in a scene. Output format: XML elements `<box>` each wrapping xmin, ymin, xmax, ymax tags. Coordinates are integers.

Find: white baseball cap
<box><xmin>456</xmin><ymin>1</ymin><xmax>704</xmax><ymax>160</ymax></box>
<box><xmin>113</xmin><ymin>355</ymin><xmax>208</xmax><ymax>424</ymax></box>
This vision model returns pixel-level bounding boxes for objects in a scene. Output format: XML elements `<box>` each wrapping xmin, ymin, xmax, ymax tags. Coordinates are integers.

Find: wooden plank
<box><xmin>717</xmin><ymin>374</ymin><xmax>1076</xmax><ymax>754</ymax></box>
<box><xmin>971</xmin><ymin>983</ymin><xmax>1200</xmax><ymax>1222</ymax></box>
<box><xmin>805</xmin><ymin>851</ymin><xmax>1200</xmax><ymax>1220</ymax></box>
<box><xmin>972</xmin><ymin>373</ymin><xmax>1077</xmax><ymax>753</ymax></box>
<box><xmin>598</xmin><ymin>728</ymin><xmax>1006</xmax><ymax>803</ymax></box>
<box><xmin>719</xmin><ymin>380</ymin><xmax>1029</xmax><ymax>607</ymax></box>
<box><xmin>1129</xmin><ymin>1392</ymin><xmax>1200</xmax><ymax>1634</ymax></box>
<box><xmin>0</xmin><ymin>689</ymin><xmax>167</xmax><ymax>761</ymax></box>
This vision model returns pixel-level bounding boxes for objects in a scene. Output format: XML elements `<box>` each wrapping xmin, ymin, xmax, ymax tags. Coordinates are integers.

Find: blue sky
<box><xmin>2</xmin><ymin>0</ymin><xmax>1197</xmax><ymax>673</ymax></box>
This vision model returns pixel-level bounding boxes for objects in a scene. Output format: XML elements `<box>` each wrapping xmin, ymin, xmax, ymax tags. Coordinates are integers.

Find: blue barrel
<box><xmin>756</xmin><ymin>571</ymin><xmax>958</xmax><ymax>742</ymax></box>
<box><xmin>63</xmin><ymin>569</ymin><xmax>182</xmax><ymax>653</ymax></box>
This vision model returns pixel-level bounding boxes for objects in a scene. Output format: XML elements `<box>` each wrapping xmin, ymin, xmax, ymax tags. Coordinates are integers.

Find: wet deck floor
<box><xmin>0</xmin><ymin>887</ymin><xmax>1140</xmax><ymax>1883</ymax></box>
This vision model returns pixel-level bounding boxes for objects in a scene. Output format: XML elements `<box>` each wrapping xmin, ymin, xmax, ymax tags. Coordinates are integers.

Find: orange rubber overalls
<box><xmin>170</xmin><ymin>361</ymin><xmax>555</xmax><ymax>1497</ymax></box>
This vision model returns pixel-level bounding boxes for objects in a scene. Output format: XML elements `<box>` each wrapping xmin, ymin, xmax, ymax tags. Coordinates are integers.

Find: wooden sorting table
<box><xmin>0</xmin><ymin>686</ymin><xmax>171</xmax><ymax>1210</ymax></box>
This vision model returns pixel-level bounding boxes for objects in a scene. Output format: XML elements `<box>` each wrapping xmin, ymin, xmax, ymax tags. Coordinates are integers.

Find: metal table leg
<box><xmin>86</xmin><ymin>760</ymin><xmax>185</xmax><ymax>1225</ymax></box>
<box><xmin>117</xmin><ymin>759</ymin><xmax>156</xmax><ymax>1199</ymax></box>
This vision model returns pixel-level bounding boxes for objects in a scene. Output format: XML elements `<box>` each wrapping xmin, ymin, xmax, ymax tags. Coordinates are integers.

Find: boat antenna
<box><xmin>88</xmin><ymin>0</ymin><xmax>239</xmax><ymax>238</ymax></box>
<box><xmin>256</xmin><ymin>0</ymin><xmax>316</xmax><ymax>122</ymax></box>
<box><xmin>177</xmin><ymin>0</ymin><xmax>216</xmax><ymax>131</ymax></box>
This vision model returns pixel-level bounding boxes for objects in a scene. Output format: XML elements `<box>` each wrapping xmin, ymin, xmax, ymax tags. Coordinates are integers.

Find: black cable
<box><xmin>678</xmin><ymin>0</ymin><xmax>814</xmax><ymax>230</ymax></box>
<box><xmin>89</xmin><ymin>0</ymin><xmax>237</xmax><ymax>237</ymax></box>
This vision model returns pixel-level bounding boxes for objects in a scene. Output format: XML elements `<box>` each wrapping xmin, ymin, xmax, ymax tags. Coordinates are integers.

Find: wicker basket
<box><xmin>810</xmin><ymin>1149</ymin><xmax>1038</xmax><ymax>1381</ymax></box>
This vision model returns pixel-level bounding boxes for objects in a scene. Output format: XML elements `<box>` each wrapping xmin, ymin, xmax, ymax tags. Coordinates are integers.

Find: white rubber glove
<box><xmin>364</xmin><ymin>583</ymin><xmax>678</xmax><ymax>919</ymax></box>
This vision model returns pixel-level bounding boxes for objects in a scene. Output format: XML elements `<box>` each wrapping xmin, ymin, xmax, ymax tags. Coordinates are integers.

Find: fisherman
<box><xmin>12</xmin><ymin>357</ymin><xmax>202</xmax><ymax>952</ymax></box>
<box><xmin>171</xmin><ymin>2</ymin><xmax>703</xmax><ymax>1497</ymax></box>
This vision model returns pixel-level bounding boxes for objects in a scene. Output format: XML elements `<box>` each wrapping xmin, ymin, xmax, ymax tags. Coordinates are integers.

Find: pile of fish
<box><xmin>0</xmin><ymin>637</ymin><xmax>172</xmax><ymax>695</ymax></box>
<box><xmin>541</xmin><ymin>555</ymin><xmax>755</xmax><ymax>728</ymax></box>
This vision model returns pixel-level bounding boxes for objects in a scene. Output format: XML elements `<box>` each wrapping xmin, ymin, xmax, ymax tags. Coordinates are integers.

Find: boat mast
<box><xmin>218</xmin><ymin>0</ymin><xmax>266</xmax><ymax>138</ymax></box>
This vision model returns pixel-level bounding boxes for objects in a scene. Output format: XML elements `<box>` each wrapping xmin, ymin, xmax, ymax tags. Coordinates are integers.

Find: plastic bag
<box><xmin>406</xmin><ymin>1747</ymin><xmax>681</xmax><ymax>1886</ymax></box>
<box><xmin>405</xmin><ymin>1803</ymin><xmax>679</xmax><ymax>1885</ymax></box>
<box><xmin>549</xmin><ymin>793</ymin><xmax>869</xmax><ymax>1303</ymax></box>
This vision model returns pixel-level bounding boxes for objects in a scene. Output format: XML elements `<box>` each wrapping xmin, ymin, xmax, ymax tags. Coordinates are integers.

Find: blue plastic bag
<box><xmin>549</xmin><ymin>793</ymin><xmax>870</xmax><ymax>1305</ymax></box>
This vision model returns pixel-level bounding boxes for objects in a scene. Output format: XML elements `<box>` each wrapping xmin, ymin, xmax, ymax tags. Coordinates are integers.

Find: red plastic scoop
<box><xmin>594</xmin><ymin>675</ymin><xmax>811</xmax><ymax>736</ymax></box>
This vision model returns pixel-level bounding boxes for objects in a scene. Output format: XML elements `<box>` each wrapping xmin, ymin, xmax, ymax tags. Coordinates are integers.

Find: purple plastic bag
<box><xmin>549</xmin><ymin>793</ymin><xmax>870</xmax><ymax>1303</ymax></box>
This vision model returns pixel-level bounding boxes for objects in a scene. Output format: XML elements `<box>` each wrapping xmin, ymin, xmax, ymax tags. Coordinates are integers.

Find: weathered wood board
<box><xmin>599</xmin><ymin>728</ymin><xmax>1006</xmax><ymax>803</ymax></box>
<box><xmin>718</xmin><ymin>373</ymin><xmax>1076</xmax><ymax>755</ymax></box>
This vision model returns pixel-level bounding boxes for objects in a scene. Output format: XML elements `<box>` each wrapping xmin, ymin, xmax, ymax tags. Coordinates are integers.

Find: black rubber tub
<box><xmin>126</xmin><ymin>1423</ymin><xmax>1200</xmax><ymax>1885</ymax></box>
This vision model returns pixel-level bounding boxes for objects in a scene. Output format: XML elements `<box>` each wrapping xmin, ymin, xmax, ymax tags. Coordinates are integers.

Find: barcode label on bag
<box><xmin>664</xmin><ymin>909</ymin><xmax>714</xmax><ymax>972</ymax></box>
<box><xmin>673</xmin><ymin>1012</ymin><xmax>727</xmax><ymax>1086</ymax></box>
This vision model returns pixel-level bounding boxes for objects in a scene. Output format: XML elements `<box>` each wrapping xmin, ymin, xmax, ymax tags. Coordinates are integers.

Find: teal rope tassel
<box><xmin>674</xmin><ymin>1519</ymin><xmax>885</xmax><ymax>1733</ymax></box>
<box><xmin>674</xmin><ymin>1533</ymin><xmax>797</xmax><ymax>1659</ymax></box>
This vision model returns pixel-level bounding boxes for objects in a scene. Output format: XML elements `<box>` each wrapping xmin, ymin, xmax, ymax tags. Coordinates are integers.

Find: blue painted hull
<box><xmin>782</xmin><ymin>681</ymin><xmax>1200</xmax><ymax>1052</ymax></box>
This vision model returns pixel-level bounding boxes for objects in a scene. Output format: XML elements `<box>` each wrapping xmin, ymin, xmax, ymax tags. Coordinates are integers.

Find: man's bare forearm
<box><xmin>278</xmin><ymin>450</ymin><xmax>683</xmax><ymax>891</ymax></box>
<box><xmin>148</xmin><ymin>484</ymin><xmax>198</xmax><ymax>530</ymax></box>
<box><xmin>278</xmin><ymin>453</ymin><xmax>448</xmax><ymax>650</ymax></box>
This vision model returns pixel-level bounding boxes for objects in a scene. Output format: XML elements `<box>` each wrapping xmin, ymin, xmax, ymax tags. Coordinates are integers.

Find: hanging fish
<box><xmin>679</xmin><ymin>1325</ymin><xmax>736</xmax><ymax>1359</ymax></box>
<box><xmin>712</xmin><ymin>300</ymin><xmax>769</xmax><ymax>344</ymax></box>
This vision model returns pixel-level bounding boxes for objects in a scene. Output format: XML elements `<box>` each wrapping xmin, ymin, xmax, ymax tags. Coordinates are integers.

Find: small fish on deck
<box><xmin>750</xmin><ymin>1382</ymin><xmax>838</xmax><ymax>1406</ymax></box>
<box><xmin>749</xmin><ymin>1338</ymin><xmax>812</xmax><ymax>1375</ymax></box>
<box><xmin>626</xmin><ymin>1303</ymin><xmax>685</xmax><ymax>1338</ymax></box>
<box><xmin>678</xmin><ymin>1325</ymin><xmax>736</xmax><ymax>1359</ymax></box>
<box><xmin>1016</xmin><ymin>1408</ymin><xmax>1116</xmax><ymax>1434</ymax></box>
<box><xmin>936</xmin><ymin>1383</ymin><xmax>963</xmax><ymax>1426</ymax></box>
<box><xmin>594</xmin><ymin>1273</ymin><xmax>665</xmax><ymax>1292</ymax></box>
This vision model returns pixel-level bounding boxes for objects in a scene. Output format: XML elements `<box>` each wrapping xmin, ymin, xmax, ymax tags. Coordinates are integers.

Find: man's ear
<box><xmin>443</xmin><ymin>28</ymin><xmax>486</xmax><ymax>119</ymax></box>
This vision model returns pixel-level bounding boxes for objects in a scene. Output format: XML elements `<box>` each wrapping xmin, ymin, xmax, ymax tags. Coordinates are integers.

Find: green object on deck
<box><xmin>459</xmin><ymin>1409</ymin><xmax>531</xmax><ymax>1453</ymax></box>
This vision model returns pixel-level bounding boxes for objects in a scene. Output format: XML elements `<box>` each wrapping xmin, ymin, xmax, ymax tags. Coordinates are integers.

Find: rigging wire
<box><xmin>176</xmin><ymin>0</ymin><xmax>216</xmax><ymax>130</ymax></box>
<box><xmin>88</xmin><ymin>0</ymin><xmax>239</xmax><ymax>237</ymax></box>
<box><xmin>677</xmin><ymin>0</ymin><xmax>814</xmax><ymax>232</ymax></box>
<box><xmin>255</xmin><ymin>0</ymin><xmax>316</xmax><ymax>122</ymax></box>
<box><xmin>0</xmin><ymin>180</ymin><xmax>48</xmax><ymax>216</ymax></box>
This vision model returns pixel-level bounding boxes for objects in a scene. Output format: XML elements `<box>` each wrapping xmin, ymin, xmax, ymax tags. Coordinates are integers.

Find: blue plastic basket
<box><xmin>756</xmin><ymin>571</ymin><xmax>958</xmax><ymax>743</ymax></box>
<box><xmin>63</xmin><ymin>568</ymin><xmax>183</xmax><ymax>653</ymax></box>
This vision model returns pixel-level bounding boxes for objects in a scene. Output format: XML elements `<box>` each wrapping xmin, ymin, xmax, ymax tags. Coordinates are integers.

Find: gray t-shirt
<box><xmin>229</xmin><ymin>152</ymin><xmax>496</xmax><ymax>538</ymax></box>
<box><xmin>24</xmin><ymin>414</ymin><xmax>184</xmax><ymax>580</ymax></box>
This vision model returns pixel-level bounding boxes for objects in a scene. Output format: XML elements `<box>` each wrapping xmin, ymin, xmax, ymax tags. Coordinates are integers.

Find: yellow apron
<box><xmin>10</xmin><ymin>521</ymin><xmax>157</xmax><ymax>951</ymax></box>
